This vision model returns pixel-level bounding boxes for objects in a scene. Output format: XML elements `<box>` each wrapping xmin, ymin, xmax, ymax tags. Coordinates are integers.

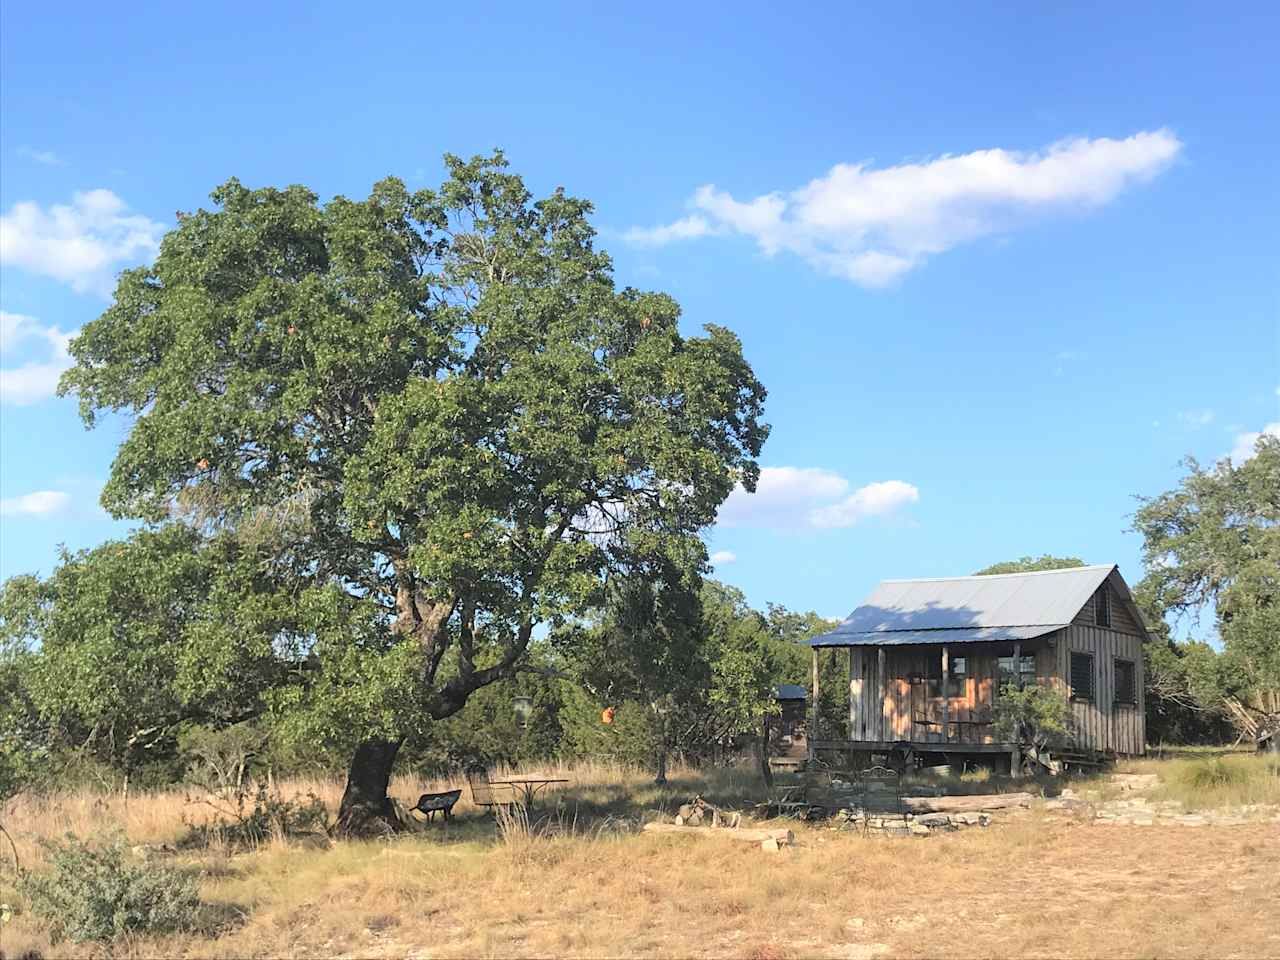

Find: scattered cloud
<box><xmin>17</xmin><ymin>146</ymin><xmax>65</xmax><ymax>167</ymax></box>
<box><xmin>709</xmin><ymin>550</ymin><xmax>737</xmax><ymax>566</ymax></box>
<box><xmin>0</xmin><ymin>490</ymin><xmax>71</xmax><ymax>517</ymax></box>
<box><xmin>624</xmin><ymin>215</ymin><xmax>717</xmax><ymax>247</ymax></box>
<box><xmin>719</xmin><ymin>466</ymin><xmax>919</xmax><ymax>530</ymax></box>
<box><xmin>0</xmin><ymin>189</ymin><xmax>164</xmax><ymax>296</ymax></box>
<box><xmin>809</xmin><ymin>480</ymin><xmax>921</xmax><ymax>529</ymax></box>
<box><xmin>1228</xmin><ymin>423</ymin><xmax>1279</xmax><ymax>464</ymax></box>
<box><xmin>625</xmin><ymin>129</ymin><xmax>1182</xmax><ymax>286</ymax></box>
<box><xmin>0</xmin><ymin>311</ymin><xmax>76</xmax><ymax>405</ymax></box>
<box><xmin>1177</xmin><ymin>408</ymin><xmax>1215</xmax><ymax>428</ymax></box>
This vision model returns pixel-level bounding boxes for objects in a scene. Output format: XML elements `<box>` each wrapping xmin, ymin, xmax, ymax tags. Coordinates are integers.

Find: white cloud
<box><xmin>0</xmin><ymin>311</ymin><xmax>76</xmax><ymax>405</ymax></box>
<box><xmin>1178</xmin><ymin>408</ymin><xmax>1215</xmax><ymax>428</ymax></box>
<box><xmin>623</xmin><ymin>215</ymin><xmax>716</xmax><ymax>247</ymax></box>
<box><xmin>709</xmin><ymin>550</ymin><xmax>737</xmax><ymax>566</ymax></box>
<box><xmin>17</xmin><ymin>146</ymin><xmax>65</xmax><ymax>167</ymax></box>
<box><xmin>0</xmin><ymin>490</ymin><xmax>71</xmax><ymax>517</ymax></box>
<box><xmin>626</xmin><ymin>129</ymin><xmax>1182</xmax><ymax>286</ymax></box>
<box><xmin>809</xmin><ymin>479</ymin><xmax>921</xmax><ymax>529</ymax></box>
<box><xmin>1228</xmin><ymin>423</ymin><xmax>1280</xmax><ymax>464</ymax></box>
<box><xmin>719</xmin><ymin>466</ymin><xmax>918</xmax><ymax>530</ymax></box>
<box><xmin>0</xmin><ymin>189</ymin><xmax>164</xmax><ymax>296</ymax></box>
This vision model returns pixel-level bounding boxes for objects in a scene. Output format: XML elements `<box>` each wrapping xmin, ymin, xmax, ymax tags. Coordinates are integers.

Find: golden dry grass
<box><xmin>2</xmin><ymin>760</ymin><xmax>1278</xmax><ymax>960</ymax></box>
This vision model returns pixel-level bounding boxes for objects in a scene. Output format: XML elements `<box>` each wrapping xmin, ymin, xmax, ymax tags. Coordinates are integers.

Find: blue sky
<box><xmin>2</xmin><ymin>2</ymin><xmax>1277</xmax><ymax>632</ymax></box>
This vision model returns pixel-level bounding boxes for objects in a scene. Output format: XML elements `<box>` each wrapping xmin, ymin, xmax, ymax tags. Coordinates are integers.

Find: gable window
<box><xmin>1070</xmin><ymin>652</ymin><xmax>1095</xmax><ymax>702</ymax></box>
<box><xmin>1115</xmin><ymin>658</ymin><xmax>1137</xmax><ymax>705</ymax></box>
<box><xmin>1095</xmin><ymin>586</ymin><xmax>1111</xmax><ymax>627</ymax></box>
<box><xmin>998</xmin><ymin>654</ymin><xmax>1036</xmax><ymax>688</ymax></box>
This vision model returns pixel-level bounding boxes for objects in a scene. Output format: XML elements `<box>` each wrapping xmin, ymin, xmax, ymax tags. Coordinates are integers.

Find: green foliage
<box><xmin>18</xmin><ymin>834</ymin><xmax>203</xmax><ymax>944</ymax></box>
<box><xmin>56</xmin><ymin>152</ymin><xmax>768</xmax><ymax>797</ymax></box>
<box><xmin>1133</xmin><ymin>436</ymin><xmax>1280</xmax><ymax>737</ymax></box>
<box><xmin>972</xmin><ymin>556</ymin><xmax>1085</xmax><ymax>576</ymax></box>
<box><xmin>0</xmin><ymin>526</ymin><xmax>304</xmax><ymax>774</ymax></box>
<box><xmin>763</xmin><ymin>604</ymin><xmax>841</xmax><ymax>731</ymax></box>
<box><xmin>991</xmin><ymin>682</ymin><xmax>1074</xmax><ymax>750</ymax></box>
<box><xmin>0</xmin><ymin>596</ymin><xmax>47</xmax><ymax>803</ymax></box>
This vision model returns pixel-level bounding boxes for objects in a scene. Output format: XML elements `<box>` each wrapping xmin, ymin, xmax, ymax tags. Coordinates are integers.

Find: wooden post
<box><xmin>1010</xmin><ymin>641</ymin><xmax>1023</xmax><ymax>778</ymax></box>
<box><xmin>848</xmin><ymin>647</ymin><xmax>857</xmax><ymax>740</ymax></box>
<box><xmin>877</xmin><ymin>646</ymin><xmax>887</xmax><ymax>742</ymax></box>
<box><xmin>941</xmin><ymin>646</ymin><xmax>950</xmax><ymax>745</ymax></box>
<box><xmin>810</xmin><ymin>645</ymin><xmax>820</xmax><ymax>757</ymax></box>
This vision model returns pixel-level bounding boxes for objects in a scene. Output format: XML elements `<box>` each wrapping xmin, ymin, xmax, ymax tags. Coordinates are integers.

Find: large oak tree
<box><xmin>60</xmin><ymin>153</ymin><xmax>768</xmax><ymax>833</ymax></box>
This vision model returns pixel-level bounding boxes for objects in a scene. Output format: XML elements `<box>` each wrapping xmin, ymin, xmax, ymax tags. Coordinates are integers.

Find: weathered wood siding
<box><xmin>1056</xmin><ymin>624</ymin><xmax>1145</xmax><ymax>755</ymax></box>
<box><xmin>848</xmin><ymin>643</ymin><xmax>1050</xmax><ymax>746</ymax></box>
<box><xmin>843</xmin><ymin>630</ymin><xmax>1146</xmax><ymax>755</ymax></box>
<box><xmin>1072</xmin><ymin>577</ymin><xmax>1143</xmax><ymax>635</ymax></box>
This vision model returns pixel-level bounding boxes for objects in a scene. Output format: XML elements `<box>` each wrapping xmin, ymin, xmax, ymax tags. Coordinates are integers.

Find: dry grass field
<box><xmin>2</xmin><ymin>757</ymin><xmax>1278</xmax><ymax>959</ymax></box>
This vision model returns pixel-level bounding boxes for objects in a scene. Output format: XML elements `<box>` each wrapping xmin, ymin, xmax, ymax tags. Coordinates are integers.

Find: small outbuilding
<box><xmin>806</xmin><ymin>564</ymin><xmax>1149</xmax><ymax>771</ymax></box>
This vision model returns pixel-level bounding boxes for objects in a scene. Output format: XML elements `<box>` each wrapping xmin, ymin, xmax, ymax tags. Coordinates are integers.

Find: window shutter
<box><xmin>1070</xmin><ymin>652</ymin><xmax>1094</xmax><ymax>701</ymax></box>
<box><xmin>1095</xmin><ymin>586</ymin><xmax>1111</xmax><ymax>627</ymax></box>
<box><xmin>1115</xmin><ymin>659</ymin><xmax>1136</xmax><ymax>705</ymax></box>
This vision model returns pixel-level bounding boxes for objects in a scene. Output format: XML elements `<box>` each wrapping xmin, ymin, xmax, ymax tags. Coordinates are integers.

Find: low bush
<box><xmin>18</xmin><ymin>833</ymin><xmax>202</xmax><ymax>944</ymax></box>
<box><xmin>183</xmin><ymin>783</ymin><xmax>328</xmax><ymax>849</ymax></box>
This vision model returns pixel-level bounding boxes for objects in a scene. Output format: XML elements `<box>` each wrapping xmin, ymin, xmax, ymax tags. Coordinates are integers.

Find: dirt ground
<box><xmin>3</xmin><ymin>762</ymin><xmax>1278</xmax><ymax>959</ymax></box>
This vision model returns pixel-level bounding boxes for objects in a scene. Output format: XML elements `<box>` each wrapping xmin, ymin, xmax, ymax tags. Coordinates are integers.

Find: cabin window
<box><xmin>948</xmin><ymin>656</ymin><xmax>968</xmax><ymax>698</ymax></box>
<box><xmin>998</xmin><ymin>654</ymin><xmax>1036</xmax><ymax>687</ymax></box>
<box><xmin>922</xmin><ymin>654</ymin><xmax>966</xmax><ymax>699</ymax></box>
<box><xmin>1095</xmin><ymin>586</ymin><xmax>1111</xmax><ymax>627</ymax></box>
<box><xmin>1070</xmin><ymin>652</ymin><xmax>1095</xmax><ymax>702</ymax></box>
<box><xmin>1115</xmin><ymin>658</ymin><xmax>1137</xmax><ymax>705</ymax></box>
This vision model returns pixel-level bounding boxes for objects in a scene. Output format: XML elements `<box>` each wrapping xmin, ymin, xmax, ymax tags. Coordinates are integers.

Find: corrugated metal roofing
<box><xmin>808</xmin><ymin>564</ymin><xmax>1121</xmax><ymax>647</ymax></box>
<box><xmin>774</xmin><ymin>684</ymin><xmax>807</xmax><ymax>700</ymax></box>
<box><xmin>809</xmin><ymin>625</ymin><xmax>1063</xmax><ymax>648</ymax></box>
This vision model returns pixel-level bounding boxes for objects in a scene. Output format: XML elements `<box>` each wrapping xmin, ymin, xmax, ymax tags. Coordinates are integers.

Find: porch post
<box><xmin>810</xmin><ymin>645</ymin><xmax>820</xmax><ymax>758</ymax></box>
<box><xmin>941</xmin><ymin>645</ymin><xmax>950</xmax><ymax>745</ymax></box>
<box><xmin>1011</xmin><ymin>641</ymin><xmax>1023</xmax><ymax>778</ymax></box>
<box><xmin>877</xmin><ymin>646</ymin><xmax>887</xmax><ymax>742</ymax></box>
<box><xmin>848</xmin><ymin>646</ymin><xmax>857</xmax><ymax>740</ymax></box>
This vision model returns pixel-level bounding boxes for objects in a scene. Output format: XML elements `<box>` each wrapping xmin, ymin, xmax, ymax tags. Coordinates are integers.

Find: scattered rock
<box><xmin>1108</xmin><ymin>773</ymin><xmax>1159</xmax><ymax>791</ymax></box>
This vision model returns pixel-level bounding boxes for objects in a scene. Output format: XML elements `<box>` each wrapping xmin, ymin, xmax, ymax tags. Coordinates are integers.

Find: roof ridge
<box><xmin>881</xmin><ymin>564</ymin><xmax>1114</xmax><ymax>584</ymax></box>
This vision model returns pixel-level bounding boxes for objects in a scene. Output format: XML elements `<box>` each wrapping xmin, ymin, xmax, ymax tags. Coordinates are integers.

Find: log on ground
<box><xmin>900</xmin><ymin>792</ymin><xmax>1034</xmax><ymax>813</ymax></box>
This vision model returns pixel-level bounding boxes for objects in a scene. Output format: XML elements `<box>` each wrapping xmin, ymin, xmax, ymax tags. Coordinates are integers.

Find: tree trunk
<box><xmin>335</xmin><ymin>738</ymin><xmax>404</xmax><ymax>837</ymax></box>
<box><xmin>760</xmin><ymin>716</ymin><xmax>774</xmax><ymax>788</ymax></box>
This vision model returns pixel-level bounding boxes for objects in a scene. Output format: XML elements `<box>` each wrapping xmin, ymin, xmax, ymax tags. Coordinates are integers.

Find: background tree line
<box><xmin>2</xmin><ymin>153</ymin><xmax>1275</xmax><ymax>821</ymax></box>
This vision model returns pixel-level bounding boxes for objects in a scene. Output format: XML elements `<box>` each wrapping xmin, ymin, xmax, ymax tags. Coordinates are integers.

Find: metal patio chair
<box><xmin>858</xmin><ymin>764</ymin><xmax>903</xmax><ymax>833</ymax></box>
<box><xmin>464</xmin><ymin>765</ymin><xmax>515</xmax><ymax>813</ymax></box>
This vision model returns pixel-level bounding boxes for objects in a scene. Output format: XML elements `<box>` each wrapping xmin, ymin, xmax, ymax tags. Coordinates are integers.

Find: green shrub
<box><xmin>992</xmin><ymin>682</ymin><xmax>1074</xmax><ymax>751</ymax></box>
<box><xmin>184</xmin><ymin>783</ymin><xmax>328</xmax><ymax>849</ymax></box>
<box><xmin>18</xmin><ymin>834</ymin><xmax>202</xmax><ymax>944</ymax></box>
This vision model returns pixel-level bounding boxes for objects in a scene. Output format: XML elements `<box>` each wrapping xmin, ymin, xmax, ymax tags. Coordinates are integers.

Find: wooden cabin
<box><xmin>807</xmin><ymin>565</ymin><xmax>1149</xmax><ymax>770</ymax></box>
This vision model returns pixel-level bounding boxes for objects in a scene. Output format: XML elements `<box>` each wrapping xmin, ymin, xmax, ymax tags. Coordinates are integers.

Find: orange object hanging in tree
<box><xmin>601</xmin><ymin>706</ymin><xmax>615</xmax><ymax>725</ymax></box>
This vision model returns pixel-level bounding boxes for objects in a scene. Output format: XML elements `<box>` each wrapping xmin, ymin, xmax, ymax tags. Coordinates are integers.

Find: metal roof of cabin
<box><xmin>808</xmin><ymin>564</ymin><xmax>1129</xmax><ymax>647</ymax></box>
<box><xmin>774</xmin><ymin>684</ymin><xmax>807</xmax><ymax>700</ymax></box>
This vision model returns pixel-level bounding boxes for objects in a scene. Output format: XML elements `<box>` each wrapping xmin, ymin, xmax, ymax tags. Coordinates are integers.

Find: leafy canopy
<box><xmin>59</xmin><ymin>152</ymin><xmax>768</xmax><ymax>734</ymax></box>
<box><xmin>1133</xmin><ymin>437</ymin><xmax>1280</xmax><ymax>733</ymax></box>
<box><xmin>972</xmin><ymin>556</ymin><xmax>1085</xmax><ymax>576</ymax></box>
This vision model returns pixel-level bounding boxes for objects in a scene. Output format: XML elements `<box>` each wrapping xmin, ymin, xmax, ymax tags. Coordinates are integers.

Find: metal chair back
<box><xmin>860</xmin><ymin>764</ymin><xmax>902</xmax><ymax>815</ymax></box>
<box><xmin>465</xmin><ymin>765</ymin><xmax>504</xmax><ymax>808</ymax></box>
